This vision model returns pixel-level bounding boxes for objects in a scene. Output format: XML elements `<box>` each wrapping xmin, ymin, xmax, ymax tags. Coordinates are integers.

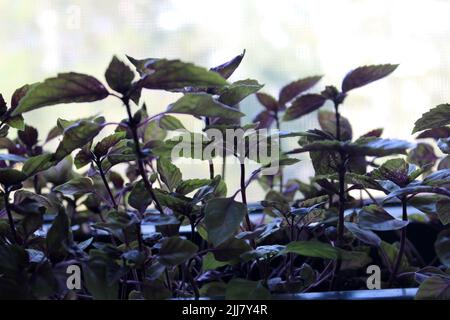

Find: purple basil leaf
<box><xmin>279</xmin><ymin>75</ymin><xmax>322</xmax><ymax>105</ymax></box>
<box><xmin>413</xmin><ymin>104</ymin><xmax>450</xmax><ymax>133</ymax></box>
<box><xmin>45</xmin><ymin>126</ymin><xmax>62</xmax><ymax>143</ymax></box>
<box><xmin>134</xmin><ymin>59</ymin><xmax>228</xmax><ymax>90</ymax></box>
<box><xmin>438</xmin><ymin>156</ymin><xmax>450</xmax><ymax>170</ymax></box>
<box><xmin>359</xmin><ymin>128</ymin><xmax>383</xmax><ymax>139</ymax></box>
<box><xmin>210</xmin><ymin>50</ymin><xmax>246</xmax><ymax>79</ymax></box>
<box><xmin>407</xmin><ymin>143</ymin><xmax>438</xmax><ymax>169</ymax></box>
<box><xmin>218</xmin><ymin>79</ymin><xmax>263</xmax><ymax>106</ymax></box>
<box><xmin>10</xmin><ymin>84</ymin><xmax>31</xmax><ymax>109</ymax></box>
<box><xmin>18</xmin><ymin>125</ymin><xmax>38</xmax><ymax>148</ymax></box>
<box><xmin>11</xmin><ymin>73</ymin><xmax>109</xmax><ymax>115</ymax></box>
<box><xmin>416</xmin><ymin>127</ymin><xmax>450</xmax><ymax>140</ymax></box>
<box><xmin>105</xmin><ymin>55</ymin><xmax>135</xmax><ymax>95</ymax></box>
<box><xmin>283</xmin><ymin>94</ymin><xmax>326</xmax><ymax>121</ymax></box>
<box><xmin>370</xmin><ymin>158</ymin><xmax>410</xmax><ymax>187</ymax></box>
<box><xmin>359</xmin><ymin>205</ymin><xmax>408</xmax><ymax>231</ymax></box>
<box><xmin>256</xmin><ymin>92</ymin><xmax>279</xmax><ymax>112</ymax></box>
<box><xmin>344</xmin><ymin>222</ymin><xmax>381</xmax><ymax>247</ymax></box>
<box><xmin>318</xmin><ymin>110</ymin><xmax>353</xmax><ymax>141</ymax></box>
<box><xmin>0</xmin><ymin>94</ymin><xmax>6</xmax><ymax>116</ymax></box>
<box><xmin>341</xmin><ymin>64</ymin><xmax>398</xmax><ymax>93</ymax></box>
<box><xmin>253</xmin><ymin>110</ymin><xmax>275</xmax><ymax>129</ymax></box>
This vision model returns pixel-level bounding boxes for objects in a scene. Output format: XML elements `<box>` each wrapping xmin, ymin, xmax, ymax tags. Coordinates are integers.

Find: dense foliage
<box><xmin>0</xmin><ymin>52</ymin><xmax>449</xmax><ymax>300</ymax></box>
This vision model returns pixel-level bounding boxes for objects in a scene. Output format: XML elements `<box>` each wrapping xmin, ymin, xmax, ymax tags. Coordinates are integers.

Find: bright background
<box><xmin>1</xmin><ymin>0</ymin><xmax>449</xmax><ymax>201</ymax></box>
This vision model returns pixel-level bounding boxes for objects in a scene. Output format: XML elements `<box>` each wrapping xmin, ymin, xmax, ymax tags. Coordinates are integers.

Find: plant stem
<box><xmin>334</xmin><ymin>101</ymin><xmax>346</xmax><ymax>244</ymax></box>
<box><xmin>95</xmin><ymin>159</ymin><xmax>118</xmax><ymax>210</ymax></box>
<box><xmin>334</xmin><ymin>102</ymin><xmax>341</xmax><ymax>141</ymax></box>
<box><xmin>240</xmin><ymin>162</ymin><xmax>256</xmax><ymax>249</ymax></box>
<box><xmin>190</xmin><ymin>218</ymin><xmax>196</xmax><ymax>242</ymax></box>
<box><xmin>331</xmin><ymin>101</ymin><xmax>346</xmax><ymax>290</ymax></box>
<box><xmin>131</xmin><ymin>269</ymin><xmax>142</xmax><ymax>292</ymax></box>
<box><xmin>221</xmin><ymin>154</ymin><xmax>226</xmax><ymax>179</ymax></box>
<box><xmin>337</xmin><ymin>161</ymin><xmax>346</xmax><ymax>243</ymax></box>
<box><xmin>93</xmin><ymin>157</ymin><xmax>120</xmax><ymax>247</ymax></box>
<box><xmin>33</xmin><ymin>175</ymin><xmax>41</xmax><ymax>195</ymax></box>
<box><xmin>164</xmin><ymin>268</ymin><xmax>172</xmax><ymax>294</ymax></box>
<box><xmin>122</xmin><ymin>98</ymin><xmax>161</xmax><ymax>289</ymax></box>
<box><xmin>204</xmin><ymin>117</ymin><xmax>215</xmax><ymax>179</ymax></box>
<box><xmin>184</xmin><ymin>262</ymin><xmax>200</xmax><ymax>300</ymax></box>
<box><xmin>274</xmin><ymin>113</ymin><xmax>283</xmax><ymax>193</ymax></box>
<box><xmin>302</xmin><ymin>260</ymin><xmax>334</xmax><ymax>293</ymax></box>
<box><xmin>148</xmin><ymin>160</ymin><xmax>164</xmax><ymax>188</ymax></box>
<box><xmin>328</xmin><ymin>259</ymin><xmax>341</xmax><ymax>291</ymax></box>
<box><xmin>389</xmin><ymin>198</ymin><xmax>408</xmax><ymax>287</ymax></box>
<box><xmin>3</xmin><ymin>190</ymin><xmax>18</xmax><ymax>244</ymax></box>
<box><xmin>120</xmin><ymin>275</ymin><xmax>128</xmax><ymax>300</ymax></box>
<box><xmin>288</xmin><ymin>214</ymin><xmax>296</xmax><ymax>281</ymax></box>
<box><xmin>363</xmin><ymin>187</ymin><xmax>380</xmax><ymax>206</ymax></box>
<box><xmin>136</xmin><ymin>223</ymin><xmax>143</xmax><ymax>251</ymax></box>
<box><xmin>240</xmin><ymin>163</ymin><xmax>252</xmax><ymax>231</ymax></box>
<box><xmin>123</xmin><ymin>98</ymin><xmax>164</xmax><ymax>215</ymax></box>
<box><xmin>0</xmin><ymin>110</ymin><xmax>12</xmax><ymax>128</ymax></box>
<box><xmin>208</xmin><ymin>162</ymin><xmax>215</xmax><ymax>179</ymax></box>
